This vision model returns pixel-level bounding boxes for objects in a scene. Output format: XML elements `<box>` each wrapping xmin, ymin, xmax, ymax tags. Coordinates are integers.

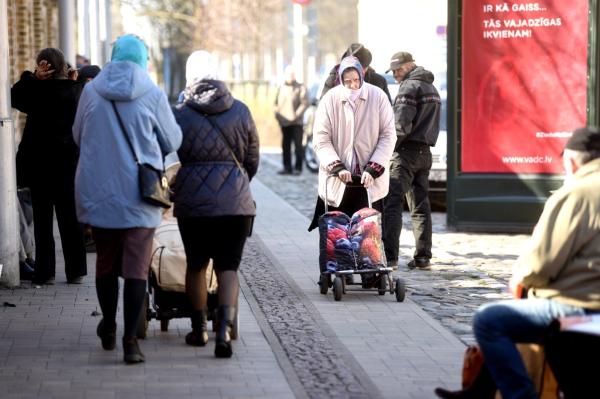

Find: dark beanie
<box><xmin>78</xmin><ymin>65</ymin><xmax>101</xmax><ymax>81</ymax></box>
<box><xmin>342</xmin><ymin>43</ymin><xmax>372</xmax><ymax>69</ymax></box>
<box><xmin>565</xmin><ymin>126</ymin><xmax>600</xmax><ymax>152</ymax></box>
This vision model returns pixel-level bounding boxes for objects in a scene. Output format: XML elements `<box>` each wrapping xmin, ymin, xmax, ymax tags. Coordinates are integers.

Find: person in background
<box><xmin>274</xmin><ymin>65</ymin><xmax>309</xmax><ymax>175</ymax></box>
<box><xmin>435</xmin><ymin>127</ymin><xmax>600</xmax><ymax>399</ymax></box>
<box><xmin>77</xmin><ymin>65</ymin><xmax>101</xmax><ymax>83</ymax></box>
<box><xmin>17</xmin><ymin>188</ymin><xmax>36</xmax><ymax>280</ymax></box>
<box><xmin>308</xmin><ymin>55</ymin><xmax>395</xmax><ymax>231</ymax></box>
<box><xmin>382</xmin><ymin>51</ymin><xmax>441</xmax><ymax>271</ymax></box>
<box><xmin>73</xmin><ymin>35</ymin><xmax>182</xmax><ymax>364</ymax></box>
<box><xmin>11</xmin><ymin>47</ymin><xmax>87</xmax><ymax>285</ymax></box>
<box><xmin>320</xmin><ymin>43</ymin><xmax>391</xmax><ymax>103</ymax></box>
<box><xmin>76</xmin><ymin>54</ymin><xmax>89</xmax><ymax>69</ymax></box>
<box><xmin>172</xmin><ymin>50</ymin><xmax>259</xmax><ymax>358</ymax></box>
<box><xmin>74</xmin><ymin>63</ymin><xmax>102</xmax><ymax>253</ymax></box>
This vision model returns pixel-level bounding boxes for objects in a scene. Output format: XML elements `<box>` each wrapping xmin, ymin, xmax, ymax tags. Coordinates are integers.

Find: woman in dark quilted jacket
<box><xmin>172</xmin><ymin>50</ymin><xmax>259</xmax><ymax>358</ymax></box>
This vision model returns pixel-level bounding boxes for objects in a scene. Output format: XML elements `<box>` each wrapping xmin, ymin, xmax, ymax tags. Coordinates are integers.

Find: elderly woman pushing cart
<box><xmin>308</xmin><ymin>56</ymin><xmax>404</xmax><ymax>301</ymax></box>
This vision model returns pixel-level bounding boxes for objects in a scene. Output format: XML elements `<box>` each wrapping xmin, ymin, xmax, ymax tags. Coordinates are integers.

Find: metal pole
<box><xmin>293</xmin><ymin>3</ymin><xmax>304</xmax><ymax>83</ymax></box>
<box><xmin>0</xmin><ymin>0</ymin><xmax>20</xmax><ymax>287</ymax></box>
<box><xmin>89</xmin><ymin>0</ymin><xmax>99</xmax><ymax>64</ymax></box>
<box><xmin>83</xmin><ymin>0</ymin><xmax>90</xmax><ymax>62</ymax></box>
<box><xmin>59</xmin><ymin>0</ymin><xmax>76</xmax><ymax>65</ymax></box>
<box><xmin>103</xmin><ymin>0</ymin><xmax>112</xmax><ymax>65</ymax></box>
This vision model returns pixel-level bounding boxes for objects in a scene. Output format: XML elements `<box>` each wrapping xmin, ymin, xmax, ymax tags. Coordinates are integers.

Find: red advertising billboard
<box><xmin>461</xmin><ymin>0</ymin><xmax>588</xmax><ymax>173</ymax></box>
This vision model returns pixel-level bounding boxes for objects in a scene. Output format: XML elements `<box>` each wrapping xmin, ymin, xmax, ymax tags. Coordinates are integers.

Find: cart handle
<box><xmin>324</xmin><ymin>174</ymin><xmax>372</xmax><ymax>213</ymax></box>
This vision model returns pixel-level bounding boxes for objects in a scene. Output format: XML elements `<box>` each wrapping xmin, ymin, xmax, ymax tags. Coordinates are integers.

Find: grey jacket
<box><xmin>73</xmin><ymin>61</ymin><xmax>182</xmax><ymax>228</ymax></box>
<box><xmin>393</xmin><ymin>66</ymin><xmax>441</xmax><ymax>147</ymax></box>
<box><xmin>172</xmin><ymin>80</ymin><xmax>259</xmax><ymax>218</ymax></box>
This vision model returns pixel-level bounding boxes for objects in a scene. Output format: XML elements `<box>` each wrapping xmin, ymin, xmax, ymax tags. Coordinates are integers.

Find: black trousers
<box><xmin>382</xmin><ymin>143</ymin><xmax>433</xmax><ymax>263</ymax></box>
<box><xmin>30</xmin><ymin>177</ymin><xmax>87</xmax><ymax>282</ymax></box>
<box><xmin>281</xmin><ymin>124</ymin><xmax>304</xmax><ymax>172</ymax></box>
<box><xmin>178</xmin><ymin>216</ymin><xmax>251</xmax><ymax>272</ymax></box>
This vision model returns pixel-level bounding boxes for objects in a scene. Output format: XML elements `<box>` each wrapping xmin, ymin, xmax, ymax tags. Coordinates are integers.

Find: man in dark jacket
<box><xmin>320</xmin><ymin>43</ymin><xmax>391</xmax><ymax>103</ymax></box>
<box><xmin>383</xmin><ymin>51</ymin><xmax>441</xmax><ymax>270</ymax></box>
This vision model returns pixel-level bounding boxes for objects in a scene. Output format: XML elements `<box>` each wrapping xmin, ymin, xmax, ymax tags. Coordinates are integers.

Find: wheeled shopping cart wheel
<box><xmin>319</xmin><ymin>274</ymin><xmax>329</xmax><ymax>295</ymax></box>
<box><xmin>378</xmin><ymin>275</ymin><xmax>387</xmax><ymax>295</ymax></box>
<box><xmin>160</xmin><ymin>319</ymin><xmax>169</xmax><ymax>332</ymax></box>
<box><xmin>395</xmin><ymin>277</ymin><xmax>406</xmax><ymax>302</ymax></box>
<box><xmin>333</xmin><ymin>276</ymin><xmax>343</xmax><ymax>301</ymax></box>
<box><xmin>136</xmin><ymin>292</ymin><xmax>150</xmax><ymax>339</ymax></box>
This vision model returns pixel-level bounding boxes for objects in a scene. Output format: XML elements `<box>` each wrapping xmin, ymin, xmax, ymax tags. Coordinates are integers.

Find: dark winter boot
<box><xmin>434</xmin><ymin>364</ymin><xmax>496</xmax><ymax>399</ymax></box>
<box><xmin>122</xmin><ymin>279</ymin><xmax>147</xmax><ymax>364</ymax></box>
<box><xmin>214</xmin><ymin>305</ymin><xmax>236</xmax><ymax>358</ymax></box>
<box><xmin>95</xmin><ymin>275</ymin><xmax>118</xmax><ymax>350</ymax></box>
<box><xmin>185</xmin><ymin>309</ymin><xmax>209</xmax><ymax>347</ymax></box>
<box><xmin>123</xmin><ymin>279</ymin><xmax>147</xmax><ymax>339</ymax></box>
<box><xmin>96</xmin><ymin>318</ymin><xmax>117</xmax><ymax>350</ymax></box>
<box><xmin>122</xmin><ymin>336</ymin><xmax>145</xmax><ymax>364</ymax></box>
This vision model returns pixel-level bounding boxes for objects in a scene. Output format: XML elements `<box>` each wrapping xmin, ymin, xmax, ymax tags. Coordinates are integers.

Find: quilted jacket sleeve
<box><xmin>153</xmin><ymin>90</ymin><xmax>182</xmax><ymax>155</ymax></box>
<box><xmin>243</xmin><ymin>105</ymin><xmax>260</xmax><ymax>181</ymax></box>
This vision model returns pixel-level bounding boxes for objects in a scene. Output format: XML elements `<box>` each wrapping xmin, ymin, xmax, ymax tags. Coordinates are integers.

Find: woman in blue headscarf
<box><xmin>73</xmin><ymin>35</ymin><xmax>182</xmax><ymax>364</ymax></box>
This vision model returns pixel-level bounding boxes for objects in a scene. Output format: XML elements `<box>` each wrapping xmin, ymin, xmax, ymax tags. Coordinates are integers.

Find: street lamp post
<box><xmin>292</xmin><ymin>3</ymin><xmax>304</xmax><ymax>83</ymax></box>
<box><xmin>0</xmin><ymin>0</ymin><xmax>20</xmax><ymax>287</ymax></box>
<box><xmin>291</xmin><ymin>0</ymin><xmax>310</xmax><ymax>83</ymax></box>
<box><xmin>59</xmin><ymin>0</ymin><xmax>76</xmax><ymax>65</ymax></box>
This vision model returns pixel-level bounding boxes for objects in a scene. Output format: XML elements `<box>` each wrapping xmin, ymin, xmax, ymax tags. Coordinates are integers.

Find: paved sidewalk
<box><xmin>0</xmin><ymin>260</ymin><xmax>295</xmax><ymax>398</ymax></box>
<box><xmin>257</xmin><ymin>153</ymin><xmax>528</xmax><ymax>345</ymax></box>
<box><xmin>250</xmin><ymin>179</ymin><xmax>464</xmax><ymax>399</ymax></box>
<box><xmin>0</xmin><ymin>176</ymin><xmax>466</xmax><ymax>399</ymax></box>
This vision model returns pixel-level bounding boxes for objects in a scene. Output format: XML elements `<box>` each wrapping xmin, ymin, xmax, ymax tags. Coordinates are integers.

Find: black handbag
<box><xmin>111</xmin><ymin>101</ymin><xmax>172</xmax><ymax>209</ymax></box>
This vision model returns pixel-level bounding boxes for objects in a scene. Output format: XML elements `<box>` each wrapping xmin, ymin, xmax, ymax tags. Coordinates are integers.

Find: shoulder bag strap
<box><xmin>110</xmin><ymin>100</ymin><xmax>139</xmax><ymax>164</ymax></box>
<box><xmin>203</xmin><ymin>115</ymin><xmax>244</xmax><ymax>173</ymax></box>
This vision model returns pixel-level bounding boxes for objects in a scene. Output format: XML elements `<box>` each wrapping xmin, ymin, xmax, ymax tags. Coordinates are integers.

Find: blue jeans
<box><xmin>473</xmin><ymin>299</ymin><xmax>587</xmax><ymax>399</ymax></box>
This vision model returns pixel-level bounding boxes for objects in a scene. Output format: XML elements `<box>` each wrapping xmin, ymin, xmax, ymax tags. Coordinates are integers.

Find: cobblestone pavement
<box><xmin>257</xmin><ymin>153</ymin><xmax>530</xmax><ymax>345</ymax></box>
<box><xmin>240</xmin><ymin>240</ymin><xmax>379</xmax><ymax>399</ymax></box>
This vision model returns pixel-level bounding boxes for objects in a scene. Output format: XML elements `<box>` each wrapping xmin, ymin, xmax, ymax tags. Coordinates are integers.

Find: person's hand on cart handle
<box><xmin>361</xmin><ymin>171</ymin><xmax>374</xmax><ymax>188</ymax></box>
<box><xmin>338</xmin><ymin>169</ymin><xmax>352</xmax><ymax>183</ymax></box>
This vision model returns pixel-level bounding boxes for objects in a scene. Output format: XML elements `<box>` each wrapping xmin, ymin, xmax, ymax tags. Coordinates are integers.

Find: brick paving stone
<box><xmin>0</xmin><ymin>256</ymin><xmax>295</xmax><ymax>399</ymax></box>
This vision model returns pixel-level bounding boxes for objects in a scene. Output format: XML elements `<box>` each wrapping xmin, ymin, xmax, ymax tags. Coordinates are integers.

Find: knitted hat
<box><xmin>77</xmin><ymin>65</ymin><xmax>101</xmax><ymax>81</ymax></box>
<box><xmin>185</xmin><ymin>50</ymin><xmax>219</xmax><ymax>87</ymax></box>
<box><xmin>342</xmin><ymin>43</ymin><xmax>372</xmax><ymax>69</ymax></box>
<box><xmin>111</xmin><ymin>35</ymin><xmax>148</xmax><ymax>70</ymax></box>
<box><xmin>565</xmin><ymin>126</ymin><xmax>600</xmax><ymax>152</ymax></box>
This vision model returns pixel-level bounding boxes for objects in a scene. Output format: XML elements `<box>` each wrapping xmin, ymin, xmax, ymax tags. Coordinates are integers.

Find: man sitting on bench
<box><xmin>436</xmin><ymin>126</ymin><xmax>600</xmax><ymax>399</ymax></box>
